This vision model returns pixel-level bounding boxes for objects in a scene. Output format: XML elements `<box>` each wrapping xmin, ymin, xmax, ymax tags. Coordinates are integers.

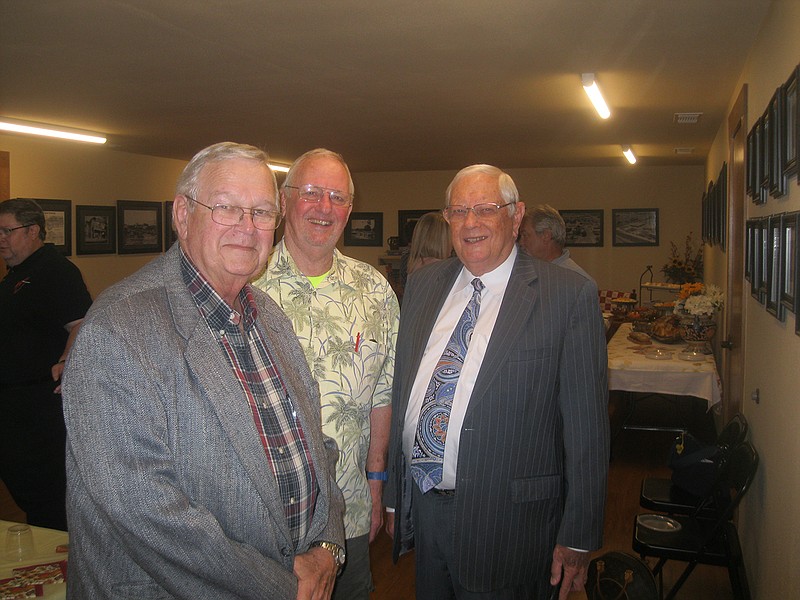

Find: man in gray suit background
<box><xmin>62</xmin><ymin>142</ymin><xmax>345</xmax><ymax>600</ymax></box>
<box><xmin>385</xmin><ymin>165</ymin><xmax>609</xmax><ymax>599</ymax></box>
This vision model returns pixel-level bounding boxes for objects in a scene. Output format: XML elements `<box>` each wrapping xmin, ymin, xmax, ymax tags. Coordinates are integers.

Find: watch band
<box><xmin>312</xmin><ymin>541</ymin><xmax>346</xmax><ymax>574</ymax></box>
<box><xmin>366</xmin><ymin>470</ymin><xmax>388</xmax><ymax>481</ymax></box>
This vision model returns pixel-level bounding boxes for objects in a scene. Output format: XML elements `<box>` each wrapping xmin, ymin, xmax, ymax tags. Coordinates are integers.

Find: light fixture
<box><xmin>268</xmin><ymin>163</ymin><xmax>290</xmax><ymax>173</ymax></box>
<box><xmin>581</xmin><ymin>73</ymin><xmax>611</xmax><ymax>119</ymax></box>
<box><xmin>622</xmin><ymin>145</ymin><xmax>637</xmax><ymax>164</ymax></box>
<box><xmin>0</xmin><ymin>117</ymin><xmax>106</xmax><ymax>144</ymax></box>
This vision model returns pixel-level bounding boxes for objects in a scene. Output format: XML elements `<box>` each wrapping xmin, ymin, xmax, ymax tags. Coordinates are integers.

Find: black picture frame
<box><xmin>611</xmin><ymin>208</ymin><xmax>659</xmax><ymax>247</ymax></box>
<box><xmin>344</xmin><ymin>212</ymin><xmax>383</xmax><ymax>247</ymax></box>
<box><xmin>164</xmin><ymin>200</ymin><xmax>177</xmax><ymax>250</ymax></box>
<box><xmin>768</xmin><ymin>87</ymin><xmax>787</xmax><ymax>198</ymax></box>
<box><xmin>117</xmin><ymin>200</ymin><xmax>163</xmax><ymax>254</ymax></box>
<box><xmin>765</xmin><ymin>214</ymin><xmax>784</xmax><ymax>320</ymax></box>
<box><xmin>782</xmin><ymin>66</ymin><xmax>798</xmax><ymax>181</ymax></box>
<box><xmin>746</xmin><ymin>127</ymin><xmax>758</xmax><ymax>201</ymax></box>
<box><xmin>780</xmin><ymin>211</ymin><xmax>798</xmax><ymax>314</ymax></box>
<box><xmin>758</xmin><ymin>217</ymin><xmax>769</xmax><ymax>304</ymax></box>
<box><xmin>398</xmin><ymin>209</ymin><xmax>440</xmax><ymax>247</ymax></box>
<box><xmin>749</xmin><ymin>218</ymin><xmax>762</xmax><ymax>298</ymax></box>
<box><xmin>75</xmin><ymin>205</ymin><xmax>116</xmax><ymax>255</ymax></box>
<box><xmin>560</xmin><ymin>209</ymin><xmax>604</xmax><ymax>247</ymax></box>
<box><xmin>745</xmin><ymin>219</ymin><xmax>756</xmax><ymax>282</ymax></box>
<box><xmin>20</xmin><ymin>198</ymin><xmax>72</xmax><ymax>256</ymax></box>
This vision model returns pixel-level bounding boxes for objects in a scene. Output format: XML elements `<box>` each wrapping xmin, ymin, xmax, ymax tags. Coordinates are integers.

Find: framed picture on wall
<box><xmin>398</xmin><ymin>209</ymin><xmax>440</xmax><ymax>247</ymax></box>
<box><xmin>758</xmin><ymin>217</ymin><xmax>769</xmax><ymax>304</ymax></box>
<box><xmin>749</xmin><ymin>218</ymin><xmax>762</xmax><ymax>299</ymax></box>
<box><xmin>611</xmin><ymin>208</ymin><xmax>659</xmax><ymax>247</ymax></box>
<box><xmin>164</xmin><ymin>201</ymin><xmax>178</xmax><ymax>249</ymax></box>
<box><xmin>117</xmin><ymin>200</ymin><xmax>162</xmax><ymax>254</ymax></box>
<box><xmin>782</xmin><ymin>65</ymin><xmax>798</xmax><ymax>180</ymax></box>
<box><xmin>19</xmin><ymin>198</ymin><xmax>72</xmax><ymax>255</ymax></box>
<box><xmin>344</xmin><ymin>212</ymin><xmax>383</xmax><ymax>247</ymax></box>
<box><xmin>76</xmin><ymin>205</ymin><xmax>116</xmax><ymax>255</ymax></box>
<box><xmin>780</xmin><ymin>211</ymin><xmax>798</xmax><ymax>314</ymax></box>
<box><xmin>560</xmin><ymin>209</ymin><xmax>603</xmax><ymax>247</ymax></box>
<box><xmin>767</xmin><ymin>88</ymin><xmax>787</xmax><ymax>198</ymax></box>
<box><xmin>765</xmin><ymin>214</ymin><xmax>784</xmax><ymax>320</ymax></box>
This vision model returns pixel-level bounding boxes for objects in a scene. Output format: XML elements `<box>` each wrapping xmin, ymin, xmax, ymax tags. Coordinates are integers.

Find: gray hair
<box><xmin>445</xmin><ymin>164</ymin><xmax>519</xmax><ymax>216</ymax></box>
<box><xmin>0</xmin><ymin>198</ymin><xmax>46</xmax><ymax>241</ymax></box>
<box><xmin>175</xmin><ymin>142</ymin><xmax>278</xmax><ymax>210</ymax></box>
<box><xmin>525</xmin><ymin>204</ymin><xmax>566</xmax><ymax>247</ymax></box>
<box><xmin>283</xmin><ymin>148</ymin><xmax>354</xmax><ymax>196</ymax></box>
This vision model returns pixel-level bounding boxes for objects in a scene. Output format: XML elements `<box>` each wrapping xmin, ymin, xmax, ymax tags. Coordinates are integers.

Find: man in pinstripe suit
<box><xmin>385</xmin><ymin>165</ymin><xmax>609</xmax><ymax>599</ymax></box>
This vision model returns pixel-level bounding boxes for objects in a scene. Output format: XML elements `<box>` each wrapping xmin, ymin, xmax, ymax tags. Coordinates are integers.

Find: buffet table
<box><xmin>1</xmin><ymin>520</ymin><xmax>67</xmax><ymax>599</ymax></box>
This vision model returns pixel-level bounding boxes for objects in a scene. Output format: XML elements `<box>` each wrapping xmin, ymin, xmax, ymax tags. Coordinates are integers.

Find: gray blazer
<box><xmin>386</xmin><ymin>251</ymin><xmax>609</xmax><ymax>592</ymax></box>
<box><xmin>62</xmin><ymin>244</ymin><xmax>344</xmax><ymax>600</ymax></box>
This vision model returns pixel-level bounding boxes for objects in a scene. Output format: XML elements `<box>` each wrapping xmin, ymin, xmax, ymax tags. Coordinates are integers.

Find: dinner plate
<box><xmin>637</xmin><ymin>513</ymin><xmax>682</xmax><ymax>532</ymax></box>
<box><xmin>644</xmin><ymin>348</ymin><xmax>673</xmax><ymax>360</ymax></box>
<box><xmin>678</xmin><ymin>350</ymin><xmax>706</xmax><ymax>362</ymax></box>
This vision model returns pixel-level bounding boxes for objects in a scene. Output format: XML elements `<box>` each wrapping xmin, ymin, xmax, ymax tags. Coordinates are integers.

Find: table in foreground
<box><xmin>608</xmin><ymin>322</ymin><xmax>722</xmax><ymax>435</ymax></box>
<box><xmin>1</xmin><ymin>520</ymin><xmax>68</xmax><ymax>600</ymax></box>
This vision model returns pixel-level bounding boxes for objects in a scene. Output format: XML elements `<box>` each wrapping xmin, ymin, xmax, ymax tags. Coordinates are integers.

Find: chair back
<box><xmin>705</xmin><ymin>441</ymin><xmax>759</xmax><ymax>525</ymax></box>
<box><xmin>599</xmin><ymin>289</ymin><xmax>633</xmax><ymax>312</ymax></box>
<box><xmin>716</xmin><ymin>413</ymin><xmax>748</xmax><ymax>449</ymax></box>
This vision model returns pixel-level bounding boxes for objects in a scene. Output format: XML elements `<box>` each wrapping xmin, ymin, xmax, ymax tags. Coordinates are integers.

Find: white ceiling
<box><xmin>0</xmin><ymin>0</ymin><xmax>773</xmax><ymax>172</ymax></box>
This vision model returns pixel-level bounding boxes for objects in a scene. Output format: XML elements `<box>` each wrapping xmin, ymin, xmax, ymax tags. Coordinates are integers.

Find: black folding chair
<box><xmin>639</xmin><ymin>413</ymin><xmax>748</xmax><ymax>518</ymax></box>
<box><xmin>632</xmin><ymin>441</ymin><xmax>759</xmax><ymax>600</ymax></box>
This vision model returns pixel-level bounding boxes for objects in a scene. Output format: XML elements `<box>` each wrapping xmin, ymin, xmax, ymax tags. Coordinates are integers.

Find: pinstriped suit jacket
<box><xmin>386</xmin><ymin>251</ymin><xmax>609</xmax><ymax>592</ymax></box>
<box><xmin>62</xmin><ymin>244</ymin><xmax>345</xmax><ymax>599</ymax></box>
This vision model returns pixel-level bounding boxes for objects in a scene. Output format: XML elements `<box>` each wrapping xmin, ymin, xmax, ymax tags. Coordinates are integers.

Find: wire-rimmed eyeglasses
<box><xmin>186</xmin><ymin>196</ymin><xmax>282</xmax><ymax>230</ymax></box>
<box><xmin>0</xmin><ymin>224</ymin><xmax>32</xmax><ymax>238</ymax></box>
<box><xmin>284</xmin><ymin>184</ymin><xmax>353</xmax><ymax>207</ymax></box>
<box><xmin>442</xmin><ymin>202</ymin><xmax>515</xmax><ymax>222</ymax></box>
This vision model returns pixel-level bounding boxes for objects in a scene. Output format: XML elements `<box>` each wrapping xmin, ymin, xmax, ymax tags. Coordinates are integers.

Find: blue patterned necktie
<box><xmin>411</xmin><ymin>277</ymin><xmax>484</xmax><ymax>493</ymax></box>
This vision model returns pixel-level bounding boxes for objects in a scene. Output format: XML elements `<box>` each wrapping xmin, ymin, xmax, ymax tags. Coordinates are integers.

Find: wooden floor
<box><xmin>0</xmin><ymin>394</ymin><xmax>736</xmax><ymax>599</ymax></box>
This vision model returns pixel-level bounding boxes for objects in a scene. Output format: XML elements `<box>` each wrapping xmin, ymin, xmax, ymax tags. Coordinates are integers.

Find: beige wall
<box><xmin>352</xmin><ymin>165</ymin><xmax>704</xmax><ymax>296</ymax></box>
<box><xmin>0</xmin><ymin>133</ymin><xmax>186</xmax><ymax>297</ymax></box>
<box><xmin>705</xmin><ymin>1</ymin><xmax>800</xmax><ymax>597</ymax></box>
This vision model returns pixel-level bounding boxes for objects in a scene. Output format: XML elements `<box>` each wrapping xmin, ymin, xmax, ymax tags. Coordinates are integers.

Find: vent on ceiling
<box><xmin>674</xmin><ymin>147</ymin><xmax>695</xmax><ymax>155</ymax></box>
<box><xmin>674</xmin><ymin>112</ymin><xmax>703</xmax><ymax>124</ymax></box>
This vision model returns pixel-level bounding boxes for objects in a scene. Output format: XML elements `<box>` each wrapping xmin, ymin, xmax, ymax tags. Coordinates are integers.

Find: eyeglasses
<box><xmin>284</xmin><ymin>184</ymin><xmax>353</xmax><ymax>207</ymax></box>
<box><xmin>442</xmin><ymin>202</ymin><xmax>515</xmax><ymax>221</ymax></box>
<box><xmin>186</xmin><ymin>196</ymin><xmax>282</xmax><ymax>230</ymax></box>
<box><xmin>0</xmin><ymin>224</ymin><xmax>32</xmax><ymax>238</ymax></box>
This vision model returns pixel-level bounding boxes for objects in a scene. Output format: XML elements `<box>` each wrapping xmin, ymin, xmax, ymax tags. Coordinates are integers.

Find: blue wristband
<box><xmin>366</xmin><ymin>471</ymin><xmax>388</xmax><ymax>481</ymax></box>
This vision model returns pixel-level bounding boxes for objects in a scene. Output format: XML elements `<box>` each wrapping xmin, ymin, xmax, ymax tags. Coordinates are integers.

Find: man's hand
<box><xmin>293</xmin><ymin>546</ymin><xmax>337</xmax><ymax>600</ymax></box>
<box><xmin>385</xmin><ymin>510</ymin><xmax>395</xmax><ymax>539</ymax></box>
<box><xmin>550</xmin><ymin>544</ymin><xmax>589</xmax><ymax>600</ymax></box>
<box><xmin>368</xmin><ymin>479</ymin><xmax>384</xmax><ymax>542</ymax></box>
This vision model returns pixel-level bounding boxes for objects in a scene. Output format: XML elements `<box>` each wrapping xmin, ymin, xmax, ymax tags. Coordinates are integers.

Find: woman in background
<box><xmin>406</xmin><ymin>211</ymin><xmax>451</xmax><ymax>276</ymax></box>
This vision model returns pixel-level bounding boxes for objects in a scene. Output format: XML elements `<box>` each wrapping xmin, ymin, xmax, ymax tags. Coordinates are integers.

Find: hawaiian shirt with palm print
<box><xmin>252</xmin><ymin>240</ymin><xmax>400</xmax><ymax>538</ymax></box>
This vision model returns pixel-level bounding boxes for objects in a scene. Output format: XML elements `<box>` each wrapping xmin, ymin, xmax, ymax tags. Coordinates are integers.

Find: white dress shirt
<box><xmin>403</xmin><ymin>247</ymin><xmax>517</xmax><ymax>489</ymax></box>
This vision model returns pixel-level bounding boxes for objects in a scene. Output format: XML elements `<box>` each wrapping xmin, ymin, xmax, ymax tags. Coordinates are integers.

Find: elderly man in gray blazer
<box><xmin>385</xmin><ymin>165</ymin><xmax>609</xmax><ymax>599</ymax></box>
<box><xmin>62</xmin><ymin>142</ymin><xmax>345</xmax><ymax>600</ymax></box>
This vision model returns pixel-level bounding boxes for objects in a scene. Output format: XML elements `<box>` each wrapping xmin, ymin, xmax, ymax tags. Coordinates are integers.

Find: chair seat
<box><xmin>640</xmin><ymin>477</ymin><xmax>720</xmax><ymax>519</ymax></box>
<box><xmin>633</xmin><ymin>513</ymin><xmax>738</xmax><ymax>566</ymax></box>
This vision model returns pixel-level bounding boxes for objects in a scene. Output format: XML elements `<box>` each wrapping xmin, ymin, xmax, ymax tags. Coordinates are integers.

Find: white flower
<box><xmin>676</xmin><ymin>284</ymin><xmax>724</xmax><ymax>316</ymax></box>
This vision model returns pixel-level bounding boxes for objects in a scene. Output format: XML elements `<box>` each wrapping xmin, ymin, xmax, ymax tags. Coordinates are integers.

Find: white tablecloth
<box><xmin>608</xmin><ymin>322</ymin><xmax>722</xmax><ymax>410</ymax></box>
<box><xmin>1</xmin><ymin>520</ymin><xmax>68</xmax><ymax>599</ymax></box>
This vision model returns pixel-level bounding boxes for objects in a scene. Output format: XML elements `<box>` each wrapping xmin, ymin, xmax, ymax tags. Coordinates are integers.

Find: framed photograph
<box><xmin>768</xmin><ymin>88</ymin><xmax>787</xmax><ymax>198</ymax></box>
<box><xmin>76</xmin><ymin>205</ymin><xmax>116</xmax><ymax>255</ymax></box>
<box><xmin>745</xmin><ymin>219</ymin><xmax>756</xmax><ymax>282</ymax></box>
<box><xmin>398</xmin><ymin>209</ymin><xmax>440</xmax><ymax>247</ymax></box>
<box><xmin>117</xmin><ymin>200</ymin><xmax>163</xmax><ymax>254</ymax></box>
<box><xmin>560</xmin><ymin>209</ymin><xmax>603</xmax><ymax>247</ymax></box>
<box><xmin>164</xmin><ymin>201</ymin><xmax>178</xmax><ymax>249</ymax></box>
<box><xmin>782</xmin><ymin>66</ymin><xmax>798</xmax><ymax>180</ymax></box>
<box><xmin>344</xmin><ymin>212</ymin><xmax>383</xmax><ymax>247</ymax></box>
<box><xmin>19</xmin><ymin>198</ymin><xmax>72</xmax><ymax>255</ymax></box>
<box><xmin>749</xmin><ymin>218</ymin><xmax>762</xmax><ymax>299</ymax></box>
<box><xmin>754</xmin><ymin>117</ymin><xmax>768</xmax><ymax>205</ymax></box>
<box><xmin>765</xmin><ymin>214</ymin><xmax>784</xmax><ymax>320</ymax></box>
<box><xmin>611</xmin><ymin>208</ymin><xmax>659</xmax><ymax>247</ymax></box>
<box><xmin>758</xmin><ymin>217</ymin><xmax>769</xmax><ymax>304</ymax></box>
<box><xmin>780</xmin><ymin>212</ymin><xmax>798</xmax><ymax>313</ymax></box>
<box><xmin>746</xmin><ymin>126</ymin><xmax>758</xmax><ymax>201</ymax></box>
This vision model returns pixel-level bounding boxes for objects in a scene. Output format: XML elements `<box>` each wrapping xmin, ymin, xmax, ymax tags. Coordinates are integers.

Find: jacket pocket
<box><xmin>510</xmin><ymin>474</ymin><xmax>562</xmax><ymax>503</ymax></box>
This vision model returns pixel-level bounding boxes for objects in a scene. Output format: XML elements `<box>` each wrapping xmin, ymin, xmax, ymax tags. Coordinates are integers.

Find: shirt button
<box><xmin>289</xmin><ymin>497</ymin><xmax>296</xmax><ymax>505</ymax></box>
<box><xmin>281</xmin><ymin>546</ymin><xmax>291</xmax><ymax>557</ymax></box>
<box><xmin>278</xmin><ymin>448</ymin><xmax>285</xmax><ymax>455</ymax></box>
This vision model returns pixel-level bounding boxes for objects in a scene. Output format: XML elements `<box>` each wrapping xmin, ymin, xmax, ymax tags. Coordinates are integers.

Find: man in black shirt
<box><xmin>0</xmin><ymin>198</ymin><xmax>92</xmax><ymax>530</ymax></box>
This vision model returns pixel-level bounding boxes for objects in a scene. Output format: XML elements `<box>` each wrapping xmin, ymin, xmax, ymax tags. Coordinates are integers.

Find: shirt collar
<box><xmin>457</xmin><ymin>245</ymin><xmax>517</xmax><ymax>294</ymax></box>
<box><xmin>179</xmin><ymin>246</ymin><xmax>258</xmax><ymax>332</ymax></box>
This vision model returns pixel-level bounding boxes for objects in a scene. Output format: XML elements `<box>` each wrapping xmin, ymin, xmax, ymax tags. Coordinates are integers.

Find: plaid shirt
<box><xmin>180</xmin><ymin>249</ymin><xmax>318</xmax><ymax>547</ymax></box>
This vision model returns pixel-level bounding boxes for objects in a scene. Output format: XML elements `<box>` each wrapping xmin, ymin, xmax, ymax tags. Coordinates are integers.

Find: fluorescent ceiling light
<box><xmin>268</xmin><ymin>163</ymin><xmax>290</xmax><ymax>173</ymax></box>
<box><xmin>0</xmin><ymin>117</ymin><xmax>106</xmax><ymax>144</ymax></box>
<box><xmin>581</xmin><ymin>73</ymin><xmax>611</xmax><ymax>119</ymax></box>
<box><xmin>622</xmin><ymin>146</ymin><xmax>637</xmax><ymax>164</ymax></box>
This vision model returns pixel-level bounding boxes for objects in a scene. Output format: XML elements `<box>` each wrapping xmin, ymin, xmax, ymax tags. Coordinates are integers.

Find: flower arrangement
<box><xmin>661</xmin><ymin>233</ymin><xmax>703</xmax><ymax>283</ymax></box>
<box><xmin>674</xmin><ymin>283</ymin><xmax>724</xmax><ymax>317</ymax></box>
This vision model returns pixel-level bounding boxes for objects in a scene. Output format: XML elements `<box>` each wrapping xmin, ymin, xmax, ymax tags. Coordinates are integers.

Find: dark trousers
<box><xmin>412</xmin><ymin>485</ymin><xmax>545</xmax><ymax>600</ymax></box>
<box><xmin>0</xmin><ymin>381</ymin><xmax>68</xmax><ymax>530</ymax></box>
<box><xmin>332</xmin><ymin>534</ymin><xmax>373</xmax><ymax>600</ymax></box>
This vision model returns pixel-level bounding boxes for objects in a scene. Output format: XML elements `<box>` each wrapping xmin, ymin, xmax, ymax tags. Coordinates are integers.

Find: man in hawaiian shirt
<box><xmin>252</xmin><ymin>148</ymin><xmax>399</xmax><ymax>600</ymax></box>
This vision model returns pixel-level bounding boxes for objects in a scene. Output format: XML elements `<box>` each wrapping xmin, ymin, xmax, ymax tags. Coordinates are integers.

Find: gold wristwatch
<box><xmin>312</xmin><ymin>541</ymin><xmax>346</xmax><ymax>574</ymax></box>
